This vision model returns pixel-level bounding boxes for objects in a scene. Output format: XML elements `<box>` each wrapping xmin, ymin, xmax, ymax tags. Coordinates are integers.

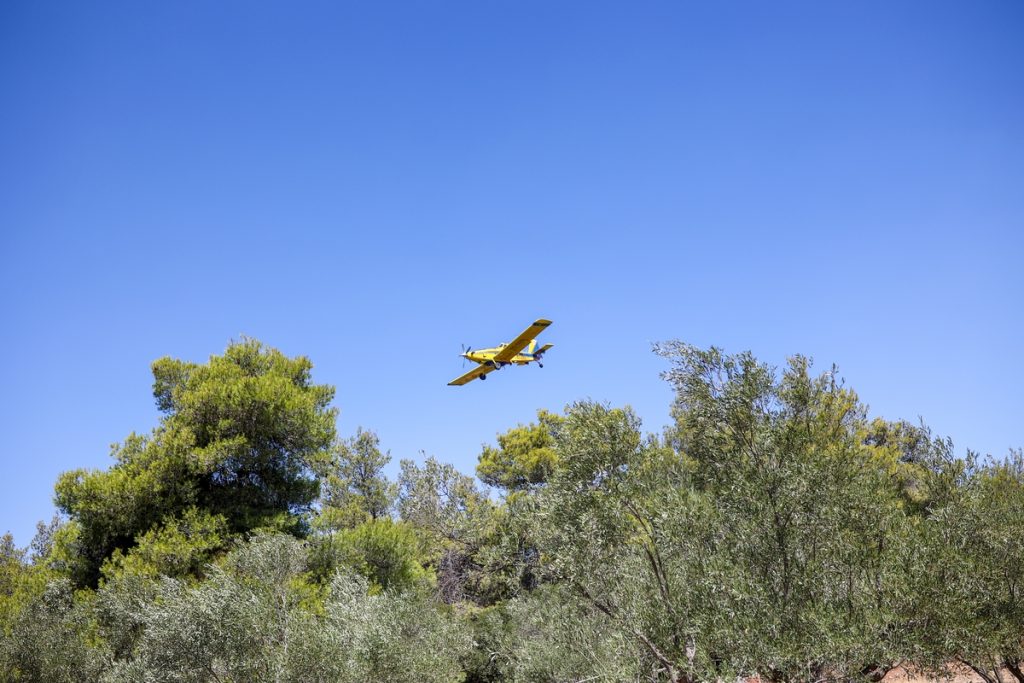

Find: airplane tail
<box><xmin>527</xmin><ymin>340</ymin><xmax>537</xmax><ymax>354</ymax></box>
<box><xmin>535</xmin><ymin>343</ymin><xmax>553</xmax><ymax>357</ymax></box>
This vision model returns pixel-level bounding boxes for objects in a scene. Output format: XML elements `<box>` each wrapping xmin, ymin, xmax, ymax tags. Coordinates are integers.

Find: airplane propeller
<box><xmin>460</xmin><ymin>344</ymin><xmax>472</xmax><ymax>367</ymax></box>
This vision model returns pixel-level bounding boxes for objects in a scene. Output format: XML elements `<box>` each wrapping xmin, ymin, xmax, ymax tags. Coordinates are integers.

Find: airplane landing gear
<box><xmin>479</xmin><ymin>374</ymin><xmax>486</xmax><ymax>381</ymax></box>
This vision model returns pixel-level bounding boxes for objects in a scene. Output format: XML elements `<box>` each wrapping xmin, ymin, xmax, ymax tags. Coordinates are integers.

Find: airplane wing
<box><xmin>494</xmin><ymin>319</ymin><xmax>552</xmax><ymax>363</ymax></box>
<box><xmin>448</xmin><ymin>364</ymin><xmax>497</xmax><ymax>386</ymax></box>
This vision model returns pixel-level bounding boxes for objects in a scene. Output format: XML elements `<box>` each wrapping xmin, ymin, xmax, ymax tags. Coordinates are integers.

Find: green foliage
<box><xmin>476</xmin><ymin>410</ymin><xmax>563</xmax><ymax>492</ymax></box>
<box><xmin>398</xmin><ymin>456</ymin><xmax>491</xmax><ymax>544</ymax></box>
<box><xmin>654</xmin><ymin>344</ymin><xmax>919</xmax><ymax>681</ymax></box>
<box><xmin>93</xmin><ymin>572</ymin><xmax>160</xmax><ymax>664</ymax></box>
<box><xmin>908</xmin><ymin>450</ymin><xmax>1024</xmax><ymax>683</ymax></box>
<box><xmin>538</xmin><ymin>401</ymin><xmax>711</xmax><ymax>682</ymax></box>
<box><xmin>0</xmin><ymin>538</ymin><xmax>33</xmax><ymax>669</ymax></box>
<box><xmin>965</xmin><ymin>452</ymin><xmax>1024</xmax><ymax>682</ymax></box>
<box><xmin>316</xmin><ymin>571</ymin><xmax>471</xmax><ymax>683</ymax></box>
<box><xmin>53</xmin><ymin>338</ymin><xmax>336</xmax><ymax>586</ymax></box>
<box><xmin>466</xmin><ymin>586</ymin><xmax>641</xmax><ymax>683</ymax></box>
<box><xmin>0</xmin><ymin>578</ymin><xmax>108</xmax><ymax>683</ymax></box>
<box><xmin>398</xmin><ymin>456</ymin><xmax>499</xmax><ymax>604</ymax></box>
<box><xmin>98</xmin><ymin>533</ymin><xmax>469</xmax><ymax>683</ymax></box>
<box><xmin>101</xmin><ymin>508</ymin><xmax>229</xmax><ymax>581</ymax></box>
<box><xmin>863</xmin><ymin>417</ymin><xmax>958</xmax><ymax>513</ymax></box>
<box><xmin>525</xmin><ymin>346</ymin><xmax>931</xmax><ymax>682</ymax></box>
<box><xmin>0</xmin><ymin>534</ymin><xmax>26</xmax><ymax>627</ymax></box>
<box><xmin>465</xmin><ymin>491</ymin><xmax>545</xmax><ymax>604</ymax></box>
<box><xmin>310</xmin><ymin>518</ymin><xmax>431</xmax><ymax>592</ymax></box>
<box><xmin>1</xmin><ymin>522</ymin><xmax>72</xmax><ymax>669</ymax></box>
<box><xmin>150</xmin><ymin>337</ymin><xmax>337</xmax><ymax>526</ymax></box>
<box><xmin>317</xmin><ymin>428</ymin><xmax>396</xmax><ymax>530</ymax></box>
<box><xmin>470</xmin><ymin>412</ymin><xmax>569</xmax><ymax>604</ymax></box>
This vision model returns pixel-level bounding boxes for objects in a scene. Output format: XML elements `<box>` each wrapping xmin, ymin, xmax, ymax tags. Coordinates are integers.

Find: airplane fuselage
<box><xmin>462</xmin><ymin>344</ymin><xmax>537</xmax><ymax>368</ymax></box>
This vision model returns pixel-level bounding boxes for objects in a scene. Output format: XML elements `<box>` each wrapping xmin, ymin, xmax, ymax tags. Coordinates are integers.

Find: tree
<box><xmin>1</xmin><ymin>525</ymin><xmax>83</xmax><ymax>682</ymax></box>
<box><xmin>910</xmin><ymin>450</ymin><xmax>1024</xmax><ymax>683</ymax></box>
<box><xmin>532</xmin><ymin>346</ymin><xmax>923</xmax><ymax>683</ymax></box>
<box><xmin>471</xmin><ymin>410</ymin><xmax>570</xmax><ymax>604</ymax></box>
<box><xmin>53</xmin><ymin>338</ymin><xmax>337</xmax><ymax>586</ymax></box>
<box><xmin>309</xmin><ymin>518</ymin><xmax>431</xmax><ymax>592</ymax></box>
<box><xmin>0</xmin><ymin>578</ymin><xmax>108</xmax><ymax>683</ymax></box>
<box><xmin>100</xmin><ymin>508</ymin><xmax>230</xmax><ymax>581</ymax></box>
<box><xmin>863</xmin><ymin>417</ymin><xmax>953</xmax><ymax>514</ymax></box>
<box><xmin>971</xmin><ymin>452</ymin><xmax>1024</xmax><ymax>682</ymax></box>
<box><xmin>476</xmin><ymin>410</ymin><xmax>563</xmax><ymax>492</ymax></box>
<box><xmin>318</xmin><ymin>428</ymin><xmax>396</xmax><ymax>530</ymax></box>
<box><xmin>657</xmin><ymin>343</ymin><xmax>919</xmax><ymax>682</ymax></box>
<box><xmin>0</xmin><ymin>533</ymin><xmax>27</xmax><ymax>638</ymax></box>
<box><xmin>99</xmin><ymin>533</ymin><xmax>469</xmax><ymax>683</ymax></box>
<box><xmin>398</xmin><ymin>456</ymin><xmax>497</xmax><ymax>604</ymax></box>
<box><xmin>467</xmin><ymin>584</ymin><xmax>641</xmax><ymax>683</ymax></box>
<box><xmin>536</xmin><ymin>400</ymin><xmax>713</xmax><ymax>683</ymax></box>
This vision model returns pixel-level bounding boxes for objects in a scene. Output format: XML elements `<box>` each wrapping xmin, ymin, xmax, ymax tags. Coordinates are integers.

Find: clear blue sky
<box><xmin>2</xmin><ymin>2</ymin><xmax>1022</xmax><ymax>546</ymax></box>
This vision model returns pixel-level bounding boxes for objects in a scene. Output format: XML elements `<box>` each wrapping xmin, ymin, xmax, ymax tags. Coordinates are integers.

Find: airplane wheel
<box><xmin>539</xmin><ymin>363</ymin><xmax>544</xmax><ymax>368</ymax></box>
<box><xmin>479</xmin><ymin>374</ymin><xmax>486</xmax><ymax>381</ymax></box>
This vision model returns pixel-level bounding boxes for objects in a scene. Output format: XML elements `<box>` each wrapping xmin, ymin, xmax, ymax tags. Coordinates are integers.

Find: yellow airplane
<box><xmin>448</xmin><ymin>319</ymin><xmax>554</xmax><ymax>386</ymax></box>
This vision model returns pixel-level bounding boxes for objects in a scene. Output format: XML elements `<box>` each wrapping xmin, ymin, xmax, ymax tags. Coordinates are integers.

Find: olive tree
<box><xmin>100</xmin><ymin>533</ymin><xmax>469</xmax><ymax>683</ymax></box>
<box><xmin>657</xmin><ymin>343</ymin><xmax>918</xmax><ymax>682</ymax></box>
<box><xmin>910</xmin><ymin>450</ymin><xmax>1024</xmax><ymax>683</ymax></box>
<box><xmin>534</xmin><ymin>345</ymin><xmax>923</xmax><ymax>682</ymax></box>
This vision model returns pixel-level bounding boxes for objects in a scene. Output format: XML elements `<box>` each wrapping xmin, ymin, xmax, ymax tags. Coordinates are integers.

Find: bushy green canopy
<box><xmin>476</xmin><ymin>410</ymin><xmax>563</xmax><ymax>492</ymax></box>
<box><xmin>53</xmin><ymin>338</ymin><xmax>336</xmax><ymax>586</ymax></box>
